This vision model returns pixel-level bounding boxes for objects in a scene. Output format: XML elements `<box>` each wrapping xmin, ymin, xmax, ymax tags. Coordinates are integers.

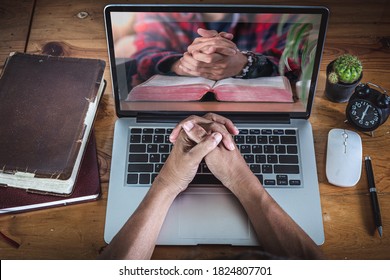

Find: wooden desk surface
<box><xmin>0</xmin><ymin>0</ymin><xmax>389</xmax><ymax>260</ymax></box>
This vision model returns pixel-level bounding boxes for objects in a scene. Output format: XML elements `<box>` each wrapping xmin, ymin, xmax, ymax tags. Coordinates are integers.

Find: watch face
<box><xmin>347</xmin><ymin>99</ymin><xmax>381</xmax><ymax>130</ymax></box>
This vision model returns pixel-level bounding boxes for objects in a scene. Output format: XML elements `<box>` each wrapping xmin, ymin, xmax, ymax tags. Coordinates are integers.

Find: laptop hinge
<box><xmin>136</xmin><ymin>113</ymin><xmax>291</xmax><ymax>124</ymax></box>
<box><xmin>136</xmin><ymin>113</ymin><xmax>192</xmax><ymax>123</ymax></box>
<box><xmin>228</xmin><ymin>114</ymin><xmax>291</xmax><ymax>124</ymax></box>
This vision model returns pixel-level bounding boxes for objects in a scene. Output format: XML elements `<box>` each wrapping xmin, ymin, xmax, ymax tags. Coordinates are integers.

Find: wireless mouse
<box><xmin>326</xmin><ymin>128</ymin><xmax>362</xmax><ymax>187</ymax></box>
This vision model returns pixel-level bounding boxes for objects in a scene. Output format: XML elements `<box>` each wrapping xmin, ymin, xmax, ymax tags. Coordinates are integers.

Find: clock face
<box><xmin>347</xmin><ymin>99</ymin><xmax>381</xmax><ymax>130</ymax></box>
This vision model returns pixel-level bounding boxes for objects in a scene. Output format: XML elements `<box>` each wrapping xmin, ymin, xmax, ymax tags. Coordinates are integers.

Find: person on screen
<box><xmin>98</xmin><ymin>113</ymin><xmax>324</xmax><ymax>260</ymax></box>
<box><xmin>130</xmin><ymin>12</ymin><xmax>301</xmax><ymax>84</ymax></box>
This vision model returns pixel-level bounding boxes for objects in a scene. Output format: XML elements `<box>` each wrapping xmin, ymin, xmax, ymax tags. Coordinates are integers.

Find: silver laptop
<box><xmin>103</xmin><ymin>4</ymin><xmax>328</xmax><ymax>246</ymax></box>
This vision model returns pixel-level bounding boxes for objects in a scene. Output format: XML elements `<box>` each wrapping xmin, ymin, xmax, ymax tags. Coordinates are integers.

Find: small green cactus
<box><xmin>333</xmin><ymin>54</ymin><xmax>362</xmax><ymax>84</ymax></box>
<box><xmin>328</xmin><ymin>72</ymin><xmax>339</xmax><ymax>84</ymax></box>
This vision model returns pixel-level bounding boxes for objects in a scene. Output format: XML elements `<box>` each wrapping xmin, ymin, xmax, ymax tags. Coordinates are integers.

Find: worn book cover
<box><xmin>0</xmin><ymin>132</ymin><xmax>101</xmax><ymax>213</ymax></box>
<box><xmin>0</xmin><ymin>52</ymin><xmax>105</xmax><ymax>194</ymax></box>
<box><xmin>126</xmin><ymin>74</ymin><xmax>293</xmax><ymax>102</ymax></box>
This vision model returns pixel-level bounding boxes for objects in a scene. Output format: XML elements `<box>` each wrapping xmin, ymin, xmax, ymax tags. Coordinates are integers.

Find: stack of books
<box><xmin>0</xmin><ymin>52</ymin><xmax>106</xmax><ymax>213</ymax></box>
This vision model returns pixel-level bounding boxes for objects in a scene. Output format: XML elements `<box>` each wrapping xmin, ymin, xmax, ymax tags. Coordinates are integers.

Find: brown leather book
<box><xmin>0</xmin><ymin>52</ymin><xmax>105</xmax><ymax>195</ymax></box>
<box><xmin>0</xmin><ymin>132</ymin><xmax>101</xmax><ymax>213</ymax></box>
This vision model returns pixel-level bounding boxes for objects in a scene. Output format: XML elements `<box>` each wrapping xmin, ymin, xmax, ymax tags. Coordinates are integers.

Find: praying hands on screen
<box><xmin>171</xmin><ymin>28</ymin><xmax>248</xmax><ymax>80</ymax></box>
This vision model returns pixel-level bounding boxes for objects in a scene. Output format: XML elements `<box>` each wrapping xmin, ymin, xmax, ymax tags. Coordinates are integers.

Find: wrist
<box><xmin>229</xmin><ymin>172</ymin><xmax>267</xmax><ymax>206</ymax></box>
<box><xmin>234</xmin><ymin>51</ymin><xmax>256</xmax><ymax>78</ymax></box>
<box><xmin>151</xmin><ymin>174</ymin><xmax>183</xmax><ymax>200</ymax></box>
<box><xmin>221</xmin><ymin>159</ymin><xmax>262</xmax><ymax>193</ymax></box>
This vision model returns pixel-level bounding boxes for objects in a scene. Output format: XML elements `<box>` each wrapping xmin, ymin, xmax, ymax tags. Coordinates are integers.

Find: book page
<box><xmin>127</xmin><ymin>74</ymin><xmax>216</xmax><ymax>101</ymax></box>
<box><xmin>214</xmin><ymin>76</ymin><xmax>288</xmax><ymax>89</ymax></box>
<box><xmin>136</xmin><ymin>74</ymin><xmax>216</xmax><ymax>88</ymax></box>
<box><xmin>213</xmin><ymin>76</ymin><xmax>293</xmax><ymax>102</ymax></box>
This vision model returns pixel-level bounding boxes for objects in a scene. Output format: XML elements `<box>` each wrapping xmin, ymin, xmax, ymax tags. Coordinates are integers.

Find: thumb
<box><xmin>189</xmin><ymin>132</ymin><xmax>222</xmax><ymax>162</ymax></box>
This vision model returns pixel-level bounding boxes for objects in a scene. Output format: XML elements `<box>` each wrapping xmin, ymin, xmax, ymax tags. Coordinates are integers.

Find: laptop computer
<box><xmin>103</xmin><ymin>4</ymin><xmax>328</xmax><ymax>246</ymax></box>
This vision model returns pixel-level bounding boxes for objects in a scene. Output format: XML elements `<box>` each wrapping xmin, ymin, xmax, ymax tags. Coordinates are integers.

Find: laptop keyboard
<box><xmin>127</xmin><ymin>127</ymin><xmax>302</xmax><ymax>188</ymax></box>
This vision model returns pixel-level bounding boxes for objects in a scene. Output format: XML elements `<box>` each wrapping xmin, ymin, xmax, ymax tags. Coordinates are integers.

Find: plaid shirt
<box><xmin>132</xmin><ymin>12</ymin><xmax>299</xmax><ymax>82</ymax></box>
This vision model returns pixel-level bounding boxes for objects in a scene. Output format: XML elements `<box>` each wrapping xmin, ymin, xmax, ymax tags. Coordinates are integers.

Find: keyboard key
<box><xmin>130</xmin><ymin>135</ymin><xmax>141</xmax><ymax>143</ymax></box>
<box><xmin>127</xmin><ymin>174</ymin><xmax>138</xmax><ymax>184</ymax></box>
<box><xmin>154</xmin><ymin>163</ymin><xmax>163</xmax><ymax>172</ymax></box>
<box><xmin>255</xmin><ymin>174</ymin><xmax>263</xmax><ymax>184</ymax></box>
<box><xmin>250</xmin><ymin>129</ymin><xmax>260</xmax><ymax>134</ymax></box>
<box><xmin>149</xmin><ymin>154</ymin><xmax>160</xmax><ymax>162</ymax></box>
<box><xmin>129</xmin><ymin>154</ymin><xmax>148</xmax><ymax>162</ymax></box>
<box><xmin>159</xmin><ymin>144</ymin><xmax>170</xmax><ymax>153</ymax></box>
<box><xmin>155</xmin><ymin>128</ymin><xmax>165</xmax><ymax>134</ymax></box>
<box><xmin>139</xmin><ymin>174</ymin><xmax>150</xmax><ymax>184</ymax></box>
<box><xmin>252</xmin><ymin>145</ymin><xmax>262</xmax><ymax>153</ymax></box>
<box><xmin>239</xmin><ymin>129</ymin><xmax>248</xmax><ymax>134</ymax></box>
<box><xmin>275</xmin><ymin>145</ymin><xmax>286</xmax><ymax>154</ymax></box>
<box><xmin>277</xmin><ymin>175</ymin><xmax>288</xmax><ymax>185</ymax></box>
<box><xmin>273</xmin><ymin>129</ymin><xmax>284</xmax><ymax>135</ymax></box>
<box><xmin>128</xmin><ymin>164</ymin><xmax>153</xmax><ymax>172</ymax></box>
<box><xmin>153</xmin><ymin>135</ymin><xmax>164</xmax><ymax>143</ymax></box>
<box><xmin>263</xmin><ymin>145</ymin><xmax>275</xmax><ymax>154</ymax></box>
<box><xmin>250</xmin><ymin>164</ymin><xmax>261</xmax><ymax>173</ymax></box>
<box><xmin>131</xmin><ymin>128</ymin><xmax>142</xmax><ymax>134</ymax></box>
<box><xmin>287</xmin><ymin>145</ymin><xmax>298</xmax><ymax>154</ymax></box>
<box><xmin>142</xmin><ymin>135</ymin><xmax>152</xmax><ymax>143</ymax></box>
<box><xmin>246</xmin><ymin>135</ymin><xmax>256</xmax><ymax>144</ymax></box>
<box><xmin>267</xmin><ymin>155</ymin><xmax>278</xmax><ymax>163</ymax></box>
<box><xmin>191</xmin><ymin>174</ymin><xmax>221</xmax><ymax>185</ymax></box>
<box><xmin>129</xmin><ymin>144</ymin><xmax>146</xmax><ymax>153</ymax></box>
<box><xmin>256</xmin><ymin>154</ymin><xmax>266</xmax><ymax>163</ymax></box>
<box><xmin>264</xmin><ymin>179</ymin><xmax>276</xmax><ymax>185</ymax></box>
<box><xmin>143</xmin><ymin>128</ymin><xmax>153</xmax><ymax>134</ymax></box>
<box><xmin>240</xmin><ymin>145</ymin><xmax>251</xmax><ymax>153</ymax></box>
<box><xmin>285</xmin><ymin>129</ymin><xmax>296</xmax><ymax>135</ymax></box>
<box><xmin>289</xmin><ymin>179</ymin><xmax>301</xmax><ymax>186</ymax></box>
<box><xmin>274</xmin><ymin>165</ymin><xmax>299</xmax><ymax>174</ymax></box>
<box><xmin>262</xmin><ymin>164</ymin><xmax>273</xmax><ymax>173</ymax></box>
<box><xmin>234</xmin><ymin>135</ymin><xmax>245</xmax><ymax>144</ymax></box>
<box><xmin>257</xmin><ymin>136</ymin><xmax>268</xmax><ymax>144</ymax></box>
<box><xmin>244</xmin><ymin>154</ymin><xmax>254</xmax><ymax>163</ymax></box>
<box><xmin>279</xmin><ymin>155</ymin><xmax>299</xmax><ymax>164</ymax></box>
<box><xmin>281</xmin><ymin>136</ymin><xmax>297</xmax><ymax>144</ymax></box>
<box><xmin>268</xmin><ymin>136</ymin><xmax>280</xmax><ymax>144</ymax></box>
<box><xmin>261</xmin><ymin>129</ymin><xmax>272</xmax><ymax>134</ymax></box>
<box><xmin>201</xmin><ymin>163</ymin><xmax>211</xmax><ymax>173</ymax></box>
<box><xmin>147</xmin><ymin>144</ymin><xmax>157</xmax><ymax>153</ymax></box>
<box><xmin>161</xmin><ymin>154</ymin><xmax>169</xmax><ymax>162</ymax></box>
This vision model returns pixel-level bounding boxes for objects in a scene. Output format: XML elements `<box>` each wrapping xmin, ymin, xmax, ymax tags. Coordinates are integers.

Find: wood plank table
<box><xmin>0</xmin><ymin>0</ymin><xmax>389</xmax><ymax>259</ymax></box>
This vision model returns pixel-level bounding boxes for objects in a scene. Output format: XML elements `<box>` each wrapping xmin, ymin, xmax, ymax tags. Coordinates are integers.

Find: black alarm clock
<box><xmin>346</xmin><ymin>82</ymin><xmax>390</xmax><ymax>132</ymax></box>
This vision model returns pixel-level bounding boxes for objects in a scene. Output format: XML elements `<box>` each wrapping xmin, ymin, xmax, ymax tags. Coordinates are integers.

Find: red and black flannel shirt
<box><xmin>131</xmin><ymin>12</ymin><xmax>299</xmax><ymax>82</ymax></box>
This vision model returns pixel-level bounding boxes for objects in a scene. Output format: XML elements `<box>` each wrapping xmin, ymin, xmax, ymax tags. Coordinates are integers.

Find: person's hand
<box><xmin>169</xmin><ymin>113</ymin><xmax>239</xmax><ymax>151</ymax></box>
<box><xmin>179</xmin><ymin>113</ymin><xmax>257</xmax><ymax>192</ymax></box>
<box><xmin>177</xmin><ymin>51</ymin><xmax>247</xmax><ymax>80</ymax></box>
<box><xmin>188</xmin><ymin>28</ymin><xmax>238</xmax><ymax>57</ymax></box>
<box><xmin>157</xmin><ymin>128</ymin><xmax>222</xmax><ymax>195</ymax></box>
<box><xmin>171</xmin><ymin>28</ymin><xmax>247</xmax><ymax>80</ymax></box>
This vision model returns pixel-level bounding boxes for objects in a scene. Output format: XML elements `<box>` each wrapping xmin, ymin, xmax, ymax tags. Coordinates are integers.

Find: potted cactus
<box><xmin>325</xmin><ymin>54</ymin><xmax>363</xmax><ymax>102</ymax></box>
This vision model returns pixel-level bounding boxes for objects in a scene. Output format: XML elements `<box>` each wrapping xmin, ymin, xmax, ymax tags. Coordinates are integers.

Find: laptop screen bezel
<box><xmin>104</xmin><ymin>4</ymin><xmax>329</xmax><ymax>120</ymax></box>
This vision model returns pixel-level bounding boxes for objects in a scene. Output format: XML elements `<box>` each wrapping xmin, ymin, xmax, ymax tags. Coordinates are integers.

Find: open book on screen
<box><xmin>126</xmin><ymin>74</ymin><xmax>294</xmax><ymax>102</ymax></box>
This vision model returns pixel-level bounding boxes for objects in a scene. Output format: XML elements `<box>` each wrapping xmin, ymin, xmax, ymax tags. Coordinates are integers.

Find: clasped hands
<box><xmin>157</xmin><ymin>113</ymin><xmax>255</xmax><ymax>196</ymax></box>
<box><xmin>172</xmin><ymin>28</ymin><xmax>248</xmax><ymax>80</ymax></box>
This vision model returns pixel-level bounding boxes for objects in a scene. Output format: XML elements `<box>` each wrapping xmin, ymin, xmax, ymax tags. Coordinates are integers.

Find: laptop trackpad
<box><xmin>177</xmin><ymin>192</ymin><xmax>250</xmax><ymax>240</ymax></box>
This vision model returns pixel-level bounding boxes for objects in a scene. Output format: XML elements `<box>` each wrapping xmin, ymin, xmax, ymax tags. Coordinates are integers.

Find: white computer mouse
<box><xmin>326</xmin><ymin>128</ymin><xmax>362</xmax><ymax>187</ymax></box>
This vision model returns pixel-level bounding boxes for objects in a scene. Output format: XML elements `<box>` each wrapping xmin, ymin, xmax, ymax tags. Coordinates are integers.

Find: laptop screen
<box><xmin>105</xmin><ymin>5</ymin><xmax>328</xmax><ymax>118</ymax></box>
